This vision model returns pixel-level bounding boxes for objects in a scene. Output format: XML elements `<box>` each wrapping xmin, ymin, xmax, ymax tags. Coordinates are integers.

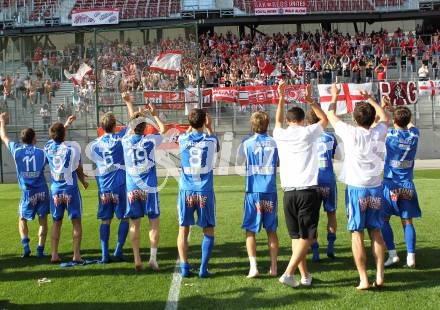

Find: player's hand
<box><xmin>145</xmin><ymin>103</ymin><xmax>158</xmax><ymax>117</ymax></box>
<box><xmin>381</xmin><ymin>95</ymin><xmax>394</xmax><ymax>112</ymax></box>
<box><xmin>122</xmin><ymin>91</ymin><xmax>134</xmax><ymax>103</ymax></box>
<box><xmin>331</xmin><ymin>83</ymin><xmax>340</xmax><ymax>98</ymax></box>
<box><xmin>205</xmin><ymin>113</ymin><xmax>212</xmax><ymax>129</ymax></box>
<box><xmin>0</xmin><ymin>112</ymin><xmax>9</xmax><ymax>124</ymax></box>
<box><xmin>67</xmin><ymin>115</ymin><xmax>76</xmax><ymax>125</ymax></box>
<box><xmin>359</xmin><ymin>89</ymin><xmax>371</xmax><ymax>100</ymax></box>
<box><xmin>82</xmin><ymin>180</ymin><xmax>89</xmax><ymax>190</ymax></box>
<box><xmin>305</xmin><ymin>84</ymin><xmax>313</xmax><ymax>103</ymax></box>
<box><xmin>277</xmin><ymin>80</ymin><xmax>286</xmax><ymax>97</ymax></box>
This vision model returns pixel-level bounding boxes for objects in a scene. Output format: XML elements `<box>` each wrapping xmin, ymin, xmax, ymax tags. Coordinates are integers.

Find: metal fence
<box><xmin>0</xmin><ymin>24</ymin><xmax>440</xmax><ymax>183</ymax></box>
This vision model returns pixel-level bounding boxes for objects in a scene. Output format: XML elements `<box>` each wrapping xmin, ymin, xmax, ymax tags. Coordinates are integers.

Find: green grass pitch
<box><xmin>1</xmin><ymin>170</ymin><xmax>440</xmax><ymax>309</ymax></box>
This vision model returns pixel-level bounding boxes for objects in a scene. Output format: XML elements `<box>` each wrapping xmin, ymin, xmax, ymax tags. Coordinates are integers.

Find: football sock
<box><xmin>327</xmin><ymin>232</ymin><xmax>336</xmax><ymax>255</ymax></box>
<box><xmin>381</xmin><ymin>221</ymin><xmax>396</xmax><ymax>251</ymax></box>
<box><xmin>311</xmin><ymin>242</ymin><xmax>320</xmax><ymax>261</ymax></box>
<box><xmin>180</xmin><ymin>262</ymin><xmax>191</xmax><ymax>277</ymax></box>
<box><xmin>404</xmin><ymin>223</ymin><xmax>416</xmax><ymax>254</ymax></box>
<box><xmin>150</xmin><ymin>247</ymin><xmax>157</xmax><ymax>262</ymax></box>
<box><xmin>100</xmin><ymin>224</ymin><xmax>110</xmax><ymax>261</ymax></box>
<box><xmin>36</xmin><ymin>245</ymin><xmax>44</xmax><ymax>257</ymax></box>
<box><xmin>114</xmin><ymin>221</ymin><xmax>129</xmax><ymax>257</ymax></box>
<box><xmin>21</xmin><ymin>238</ymin><xmax>30</xmax><ymax>257</ymax></box>
<box><xmin>249</xmin><ymin>256</ymin><xmax>257</xmax><ymax>271</ymax></box>
<box><xmin>200</xmin><ymin>234</ymin><xmax>214</xmax><ymax>275</ymax></box>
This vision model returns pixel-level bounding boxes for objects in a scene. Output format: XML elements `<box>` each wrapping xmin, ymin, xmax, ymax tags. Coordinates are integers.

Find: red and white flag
<box><xmin>150</xmin><ymin>50</ymin><xmax>183</xmax><ymax>74</ymax></box>
<box><xmin>256</xmin><ymin>57</ymin><xmax>275</xmax><ymax>76</ymax></box>
<box><xmin>122</xmin><ymin>63</ymin><xmax>138</xmax><ymax>82</ymax></box>
<box><xmin>64</xmin><ymin>63</ymin><xmax>93</xmax><ymax>85</ymax></box>
<box><xmin>318</xmin><ymin>83</ymin><xmax>373</xmax><ymax>115</ymax></box>
<box><xmin>418</xmin><ymin>80</ymin><xmax>436</xmax><ymax>97</ymax></box>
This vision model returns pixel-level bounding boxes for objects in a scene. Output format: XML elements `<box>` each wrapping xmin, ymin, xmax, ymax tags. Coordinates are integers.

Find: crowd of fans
<box><xmin>2</xmin><ymin>27</ymin><xmax>440</xmax><ymax>119</ymax></box>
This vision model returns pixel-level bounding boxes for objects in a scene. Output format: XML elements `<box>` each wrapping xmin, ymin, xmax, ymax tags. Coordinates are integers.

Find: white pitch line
<box><xmin>164</xmin><ymin>229</ymin><xmax>191</xmax><ymax>310</ymax></box>
<box><xmin>164</xmin><ymin>261</ymin><xmax>182</xmax><ymax>310</ymax></box>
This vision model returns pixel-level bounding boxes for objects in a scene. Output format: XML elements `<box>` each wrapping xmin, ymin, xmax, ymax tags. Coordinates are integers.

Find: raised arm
<box><xmin>0</xmin><ymin>112</ymin><xmax>10</xmax><ymax>146</ymax></box>
<box><xmin>360</xmin><ymin>90</ymin><xmax>389</xmax><ymax>124</ymax></box>
<box><xmin>145</xmin><ymin>103</ymin><xmax>165</xmax><ymax>134</ymax></box>
<box><xmin>305</xmin><ymin>84</ymin><xmax>328</xmax><ymax>129</ymax></box>
<box><xmin>275</xmin><ymin>81</ymin><xmax>286</xmax><ymax>128</ymax></box>
<box><xmin>122</xmin><ymin>92</ymin><xmax>135</xmax><ymax>118</ymax></box>
<box><xmin>64</xmin><ymin>115</ymin><xmax>76</xmax><ymax>129</ymax></box>
<box><xmin>327</xmin><ymin>83</ymin><xmax>342</xmax><ymax>128</ymax></box>
<box><xmin>205</xmin><ymin>112</ymin><xmax>214</xmax><ymax>136</ymax></box>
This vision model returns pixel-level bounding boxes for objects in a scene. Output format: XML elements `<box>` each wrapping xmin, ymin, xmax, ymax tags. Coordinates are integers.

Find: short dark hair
<box><xmin>21</xmin><ymin>128</ymin><xmax>35</xmax><ymax>144</ymax></box>
<box><xmin>188</xmin><ymin>108</ymin><xmax>206</xmax><ymax>129</ymax></box>
<box><xmin>306</xmin><ymin>110</ymin><xmax>320</xmax><ymax>125</ymax></box>
<box><xmin>353</xmin><ymin>102</ymin><xmax>376</xmax><ymax>128</ymax></box>
<box><xmin>49</xmin><ymin>123</ymin><xmax>66</xmax><ymax>143</ymax></box>
<box><xmin>129</xmin><ymin>112</ymin><xmax>146</xmax><ymax>135</ymax></box>
<box><xmin>100</xmin><ymin>112</ymin><xmax>116</xmax><ymax>133</ymax></box>
<box><xmin>394</xmin><ymin>106</ymin><xmax>412</xmax><ymax>128</ymax></box>
<box><xmin>286</xmin><ymin>106</ymin><xmax>305</xmax><ymax>123</ymax></box>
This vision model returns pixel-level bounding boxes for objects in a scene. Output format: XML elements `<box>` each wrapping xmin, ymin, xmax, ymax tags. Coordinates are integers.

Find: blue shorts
<box><xmin>178</xmin><ymin>190</ymin><xmax>215</xmax><ymax>228</ymax></box>
<box><xmin>97</xmin><ymin>185</ymin><xmax>127</xmax><ymax>220</ymax></box>
<box><xmin>318</xmin><ymin>182</ymin><xmax>337</xmax><ymax>213</ymax></box>
<box><xmin>242</xmin><ymin>192</ymin><xmax>278</xmax><ymax>233</ymax></box>
<box><xmin>345</xmin><ymin>185</ymin><xmax>384</xmax><ymax>232</ymax></box>
<box><xmin>51</xmin><ymin>188</ymin><xmax>82</xmax><ymax>221</ymax></box>
<box><xmin>126</xmin><ymin>189</ymin><xmax>160</xmax><ymax>219</ymax></box>
<box><xmin>19</xmin><ymin>187</ymin><xmax>50</xmax><ymax>221</ymax></box>
<box><xmin>383</xmin><ymin>179</ymin><xmax>421</xmax><ymax>219</ymax></box>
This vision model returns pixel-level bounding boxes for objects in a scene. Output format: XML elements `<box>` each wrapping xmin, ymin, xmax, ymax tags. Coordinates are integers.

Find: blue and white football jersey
<box><xmin>122</xmin><ymin>133</ymin><xmax>163</xmax><ymax>193</ymax></box>
<box><xmin>178</xmin><ymin>132</ymin><xmax>219</xmax><ymax>192</ymax></box>
<box><xmin>8</xmin><ymin>142</ymin><xmax>48</xmax><ymax>191</ymax></box>
<box><xmin>384</xmin><ymin>127</ymin><xmax>419</xmax><ymax>182</ymax></box>
<box><xmin>317</xmin><ymin>132</ymin><xmax>338</xmax><ymax>184</ymax></box>
<box><xmin>240</xmin><ymin>133</ymin><xmax>278</xmax><ymax>193</ymax></box>
<box><xmin>44</xmin><ymin>140</ymin><xmax>81</xmax><ymax>191</ymax></box>
<box><xmin>90</xmin><ymin>128</ymin><xmax>127</xmax><ymax>191</ymax></box>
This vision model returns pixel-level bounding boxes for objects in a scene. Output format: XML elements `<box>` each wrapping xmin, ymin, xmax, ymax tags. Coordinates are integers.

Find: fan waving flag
<box><xmin>318</xmin><ymin>83</ymin><xmax>373</xmax><ymax>115</ymax></box>
<box><xmin>64</xmin><ymin>63</ymin><xmax>93</xmax><ymax>85</ymax></box>
<box><xmin>150</xmin><ymin>50</ymin><xmax>183</xmax><ymax>74</ymax></box>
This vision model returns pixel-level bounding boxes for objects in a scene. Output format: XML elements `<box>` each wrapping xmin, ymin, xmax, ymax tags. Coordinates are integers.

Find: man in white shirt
<box><xmin>326</xmin><ymin>83</ymin><xmax>389</xmax><ymax>290</ymax></box>
<box><xmin>274</xmin><ymin>82</ymin><xmax>328</xmax><ymax>288</ymax></box>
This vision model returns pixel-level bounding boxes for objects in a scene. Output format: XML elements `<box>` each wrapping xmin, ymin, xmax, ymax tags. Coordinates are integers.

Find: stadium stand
<box><xmin>29</xmin><ymin>0</ymin><xmax>60</xmax><ymax>21</ymax></box>
<box><xmin>71</xmin><ymin>0</ymin><xmax>181</xmax><ymax>19</ymax></box>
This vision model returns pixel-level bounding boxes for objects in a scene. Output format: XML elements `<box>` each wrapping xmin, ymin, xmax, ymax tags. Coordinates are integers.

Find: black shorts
<box><xmin>283</xmin><ymin>189</ymin><xmax>321</xmax><ymax>239</ymax></box>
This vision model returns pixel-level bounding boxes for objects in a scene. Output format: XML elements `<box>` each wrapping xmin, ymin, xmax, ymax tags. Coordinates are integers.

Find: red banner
<box><xmin>379</xmin><ymin>81</ymin><xmax>418</xmax><ymax>106</ymax></box>
<box><xmin>212</xmin><ymin>88</ymin><xmax>239</xmax><ymax>103</ymax></box>
<box><xmin>212</xmin><ymin>85</ymin><xmax>306</xmax><ymax>105</ymax></box>
<box><xmin>255</xmin><ymin>0</ymin><xmax>307</xmax><ymax>15</ymax></box>
<box><xmin>144</xmin><ymin>90</ymin><xmax>185</xmax><ymax>110</ymax></box>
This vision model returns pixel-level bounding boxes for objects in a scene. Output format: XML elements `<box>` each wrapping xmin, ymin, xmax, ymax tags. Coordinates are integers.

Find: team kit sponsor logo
<box><xmin>185</xmin><ymin>194</ymin><xmax>208</xmax><ymax>209</ymax></box>
<box><xmin>128</xmin><ymin>190</ymin><xmax>148</xmax><ymax>204</ymax></box>
<box><xmin>100</xmin><ymin>192</ymin><xmax>120</xmax><ymax>205</ymax></box>
<box><xmin>256</xmin><ymin>200</ymin><xmax>275</xmax><ymax>214</ymax></box>
<box><xmin>318</xmin><ymin>186</ymin><xmax>331</xmax><ymax>199</ymax></box>
<box><xmin>29</xmin><ymin>192</ymin><xmax>47</xmax><ymax>207</ymax></box>
<box><xmin>53</xmin><ymin>193</ymin><xmax>73</xmax><ymax>207</ymax></box>
<box><xmin>359</xmin><ymin>196</ymin><xmax>382</xmax><ymax>212</ymax></box>
<box><xmin>390</xmin><ymin>188</ymin><xmax>414</xmax><ymax>201</ymax></box>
